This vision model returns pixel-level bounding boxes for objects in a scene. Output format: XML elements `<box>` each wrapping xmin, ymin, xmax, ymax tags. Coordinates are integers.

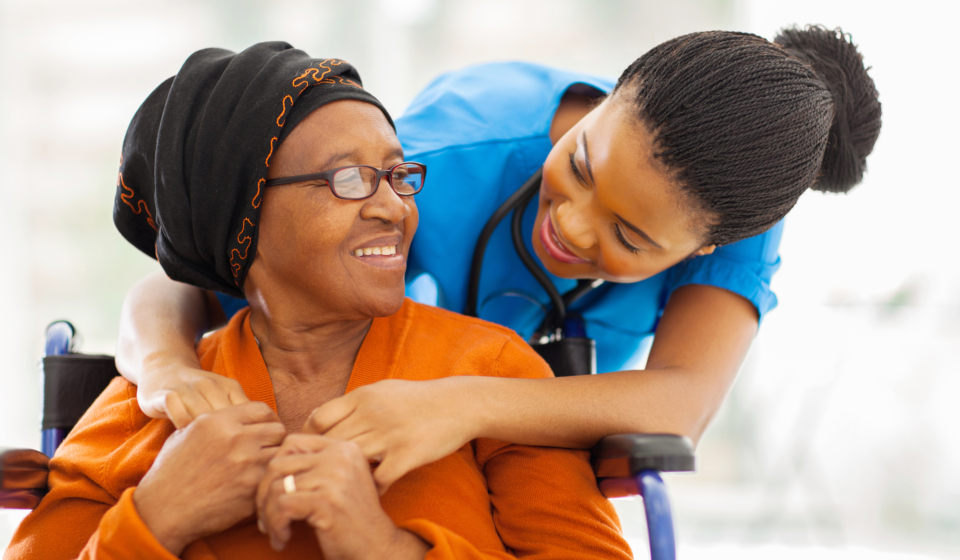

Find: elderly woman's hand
<box><xmin>256</xmin><ymin>433</ymin><xmax>430</xmax><ymax>559</ymax></box>
<box><xmin>302</xmin><ymin>377</ymin><xmax>481</xmax><ymax>494</ymax></box>
<box><xmin>133</xmin><ymin>402</ymin><xmax>286</xmax><ymax>555</ymax></box>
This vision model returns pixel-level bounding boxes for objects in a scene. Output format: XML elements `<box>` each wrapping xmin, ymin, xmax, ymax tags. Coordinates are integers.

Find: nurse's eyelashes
<box><xmin>613</xmin><ymin>224</ymin><xmax>642</xmax><ymax>254</ymax></box>
<box><xmin>354</xmin><ymin>245</ymin><xmax>397</xmax><ymax>256</ymax></box>
<box><xmin>568</xmin><ymin>152</ymin><xmax>588</xmax><ymax>187</ymax></box>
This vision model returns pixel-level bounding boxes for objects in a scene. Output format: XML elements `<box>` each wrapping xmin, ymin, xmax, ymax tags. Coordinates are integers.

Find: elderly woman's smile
<box><xmin>352</xmin><ymin>238</ymin><xmax>401</xmax><ymax>259</ymax></box>
<box><xmin>354</xmin><ymin>244</ymin><xmax>399</xmax><ymax>257</ymax></box>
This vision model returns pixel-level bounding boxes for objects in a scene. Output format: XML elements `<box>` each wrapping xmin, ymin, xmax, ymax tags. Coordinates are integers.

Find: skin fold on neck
<box><xmin>247</xmin><ymin>302</ymin><xmax>372</xmax><ymax>431</ymax></box>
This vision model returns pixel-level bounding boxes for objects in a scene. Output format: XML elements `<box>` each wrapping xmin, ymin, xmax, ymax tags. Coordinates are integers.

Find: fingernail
<box><xmin>257</xmin><ymin>519</ymin><xmax>265</xmax><ymax>534</ymax></box>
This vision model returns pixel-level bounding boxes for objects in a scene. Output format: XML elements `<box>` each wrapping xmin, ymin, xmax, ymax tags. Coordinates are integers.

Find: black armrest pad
<box><xmin>0</xmin><ymin>448</ymin><xmax>50</xmax><ymax>510</ymax></box>
<box><xmin>591</xmin><ymin>433</ymin><xmax>695</xmax><ymax>478</ymax></box>
<box><xmin>42</xmin><ymin>354</ymin><xmax>119</xmax><ymax>431</ymax></box>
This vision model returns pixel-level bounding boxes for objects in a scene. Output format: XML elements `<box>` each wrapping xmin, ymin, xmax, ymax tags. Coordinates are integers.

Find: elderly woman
<box><xmin>4</xmin><ymin>43</ymin><xmax>631</xmax><ymax>559</ymax></box>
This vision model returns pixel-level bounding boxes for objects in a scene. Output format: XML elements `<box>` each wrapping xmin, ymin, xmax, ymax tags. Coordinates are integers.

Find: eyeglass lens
<box><xmin>332</xmin><ymin>164</ymin><xmax>424</xmax><ymax>199</ymax></box>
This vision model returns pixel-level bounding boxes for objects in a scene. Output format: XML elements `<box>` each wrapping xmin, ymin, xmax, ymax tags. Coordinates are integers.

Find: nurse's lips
<box><xmin>540</xmin><ymin>214</ymin><xmax>591</xmax><ymax>265</ymax></box>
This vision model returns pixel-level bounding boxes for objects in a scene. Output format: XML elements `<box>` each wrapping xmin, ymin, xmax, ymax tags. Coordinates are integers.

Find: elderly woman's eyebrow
<box><xmin>318</xmin><ymin>147</ymin><xmax>405</xmax><ymax>171</ymax></box>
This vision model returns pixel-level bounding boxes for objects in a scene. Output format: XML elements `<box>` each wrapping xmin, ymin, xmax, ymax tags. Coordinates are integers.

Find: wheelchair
<box><xmin>1</xmin><ymin>321</ymin><xmax>695</xmax><ymax>560</ymax></box>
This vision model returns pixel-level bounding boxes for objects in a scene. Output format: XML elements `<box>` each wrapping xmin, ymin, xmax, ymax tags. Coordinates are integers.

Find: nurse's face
<box><xmin>247</xmin><ymin>100</ymin><xmax>417</xmax><ymax>321</ymax></box>
<box><xmin>535</xmin><ymin>95</ymin><xmax>716</xmax><ymax>283</ymax></box>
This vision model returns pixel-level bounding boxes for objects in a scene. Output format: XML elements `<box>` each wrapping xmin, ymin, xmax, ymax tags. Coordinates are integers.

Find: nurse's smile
<box><xmin>540</xmin><ymin>213</ymin><xmax>591</xmax><ymax>265</ymax></box>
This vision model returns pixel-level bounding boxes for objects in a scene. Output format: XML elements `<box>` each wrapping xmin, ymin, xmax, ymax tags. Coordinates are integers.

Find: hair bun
<box><xmin>775</xmin><ymin>25</ymin><xmax>881</xmax><ymax>193</ymax></box>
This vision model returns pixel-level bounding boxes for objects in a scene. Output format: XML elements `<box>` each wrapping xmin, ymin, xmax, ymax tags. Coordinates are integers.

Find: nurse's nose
<box><xmin>555</xmin><ymin>200</ymin><xmax>597</xmax><ymax>250</ymax></box>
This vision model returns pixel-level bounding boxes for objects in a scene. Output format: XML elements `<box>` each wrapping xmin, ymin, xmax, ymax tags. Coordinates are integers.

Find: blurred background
<box><xmin>1</xmin><ymin>0</ymin><xmax>957</xmax><ymax>557</ymax></box>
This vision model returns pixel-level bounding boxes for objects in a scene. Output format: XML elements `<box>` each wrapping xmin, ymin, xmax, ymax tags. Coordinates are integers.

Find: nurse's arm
<box><xmin>116</xmin><ymin>270</ymin><xmax>248</xmax><ymax>427</ymax></box>
<box><xmin>478</xmin><ymin>283</ymin><xmax>758</xmax><ymax>447</ymax></box>
<box><xmin>313</xmin><ymin>283</ymin><xmax>757</xmax><ymax>492</ymax></box>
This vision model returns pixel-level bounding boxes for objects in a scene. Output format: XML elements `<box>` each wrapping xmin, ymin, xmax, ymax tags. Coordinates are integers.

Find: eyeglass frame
<box><xmin>263</xmin><ymin>161</ymin><xmax>427</xmax><ymax>200</ymax></box>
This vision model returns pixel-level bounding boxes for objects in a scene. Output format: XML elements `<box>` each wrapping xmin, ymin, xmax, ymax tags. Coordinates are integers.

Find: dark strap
<box><xmin>532</xmin><ymin>337</ymin><xmax>596</xmax><ymax>377</ymax></box>
<box><xmin>41</xmin><ymin>355</ymin><xmax>120</xmax><ymax>431</ymax></box>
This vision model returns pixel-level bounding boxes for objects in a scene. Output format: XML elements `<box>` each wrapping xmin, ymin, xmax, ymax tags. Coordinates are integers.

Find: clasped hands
<box><xmin>132</xmin><ymin>401</ymin><xmax>427</xmax><ymax>559</ymax></box>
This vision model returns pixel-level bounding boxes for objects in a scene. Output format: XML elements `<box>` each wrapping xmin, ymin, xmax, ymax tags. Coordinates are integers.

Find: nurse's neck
<box><xmin>550</xmin><ymin>87</ymin><xmax>605</xmax><ymax>145</ymax></box>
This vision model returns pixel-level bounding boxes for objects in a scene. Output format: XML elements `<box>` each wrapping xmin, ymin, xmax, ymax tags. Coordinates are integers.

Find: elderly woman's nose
<box><xmin>361</xmin><ymin>176</ymin><xmax>411</xmax><ymax>223</ymax></box>
<box><xmin>555</xmin><ymin>200</ymin><xmax>596</xmax><ymax>249</ymax></box>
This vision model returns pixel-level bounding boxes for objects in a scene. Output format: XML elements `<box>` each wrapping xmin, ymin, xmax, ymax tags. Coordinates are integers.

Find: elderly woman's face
<box><xmin>249</xmin><ymin>100</ymin><xmax>416</xmax><ymax>320</ymax></box>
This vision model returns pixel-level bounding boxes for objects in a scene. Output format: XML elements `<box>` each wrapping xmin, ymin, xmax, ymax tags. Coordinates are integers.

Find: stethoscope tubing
<box><xmin>465</xmin><ymin>169</ymin><xmax>546</xmax><ymax>318</ymax></box>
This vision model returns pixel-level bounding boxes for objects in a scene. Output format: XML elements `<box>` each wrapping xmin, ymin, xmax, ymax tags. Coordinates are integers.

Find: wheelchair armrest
<box><xmin>0</xmin><ymin>448</ymin><xmax>50</xmax><ymax>510</ymax></box>
<box><xmin>591</xmin><ymin>433</ymin><xmax>696</xmax><ymax>476</ymax></box>
<box><xmin>591</xmin><ymin>434</ymin><xmax>695</xmax><ymax>499</ymax></box>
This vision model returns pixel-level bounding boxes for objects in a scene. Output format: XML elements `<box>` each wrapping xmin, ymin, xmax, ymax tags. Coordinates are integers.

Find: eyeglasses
<box><xmin>264</xmin><ymin>161</ymin><xmax>426</xmax><ymax>200</ymax></box>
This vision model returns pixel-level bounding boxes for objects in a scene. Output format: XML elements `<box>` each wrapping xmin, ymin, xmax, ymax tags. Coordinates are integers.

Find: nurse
<box><xmin>116</xmin><ymin>26</ymin><xmax>881</xmax><ymax>491</ymax></box>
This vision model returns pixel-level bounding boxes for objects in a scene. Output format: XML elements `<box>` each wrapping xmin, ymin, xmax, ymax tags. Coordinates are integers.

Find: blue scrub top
<box><xmin>218</xmin><ymin>61</ymin><xmax>783</xmax><ymax>373</ymax></box>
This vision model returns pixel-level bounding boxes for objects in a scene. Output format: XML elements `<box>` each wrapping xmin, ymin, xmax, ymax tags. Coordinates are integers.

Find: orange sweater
<box><xmin>5</xmin><ymin>299</ymin><xmax>632</xmax><ymax>559</ymax></box>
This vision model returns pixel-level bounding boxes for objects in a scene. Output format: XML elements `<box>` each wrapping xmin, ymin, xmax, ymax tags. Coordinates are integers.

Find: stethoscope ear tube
<box><xmin>510</xmin><ymin>173</ymin><xmax>567</xmax><ymax>330</ymax></box>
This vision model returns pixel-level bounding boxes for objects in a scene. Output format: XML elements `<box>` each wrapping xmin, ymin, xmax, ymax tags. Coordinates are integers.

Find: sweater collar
<box><xmin>214</xmin><ymin>299</ymin><xmax>416</xmax><ymax>413</ymax></box>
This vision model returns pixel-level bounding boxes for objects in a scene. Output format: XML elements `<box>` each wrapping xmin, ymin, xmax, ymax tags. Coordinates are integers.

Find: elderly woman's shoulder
<box><xmin>46</xmin><ymin>377</ymin><xmax>175</xmax><ymax>500</ymax></box>
<box><xmin>396</xmin><ymin>299</ymin><xmax>552</xmax><ymax>380</ymax></box>
<box><xmin>403</xmin><ymin>298</ymin><xmax>523</xmax><ymax>339</ymax></box>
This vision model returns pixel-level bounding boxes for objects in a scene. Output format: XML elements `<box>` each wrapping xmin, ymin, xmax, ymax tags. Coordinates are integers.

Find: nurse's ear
<box><xmin>692</xmin><ymin>244</ymin><xmax>716</xmax><ymax>257</ymax></box>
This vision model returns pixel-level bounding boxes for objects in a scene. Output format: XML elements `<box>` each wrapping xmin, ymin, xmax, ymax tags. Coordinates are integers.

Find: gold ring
<box><xmin>283</xmin><ymin>474</ymin><xmax>297</xmax><ymax>495</ymax></box>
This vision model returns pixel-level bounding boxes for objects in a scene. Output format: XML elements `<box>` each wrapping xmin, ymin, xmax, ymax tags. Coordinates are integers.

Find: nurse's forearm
<box><xmin>474</xmin><ymin>284</ymin><xmax>758</xmax><ymax>447</ymax></box>
<box><xmin>115</xmin><ymin>271</ymin><xmax>221</xmax><ymax>385</ymax></box>
<box><xmin>471</xmin><ymin>366</ymin><xmax>723</xmax><ymax>449</ymax></box>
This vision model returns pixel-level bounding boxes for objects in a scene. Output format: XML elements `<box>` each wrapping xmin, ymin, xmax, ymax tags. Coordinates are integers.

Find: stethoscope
<box><xmin>465</xmin><ymin>168</ymin><xmax>604</xmax><ymax>377</ymax></box>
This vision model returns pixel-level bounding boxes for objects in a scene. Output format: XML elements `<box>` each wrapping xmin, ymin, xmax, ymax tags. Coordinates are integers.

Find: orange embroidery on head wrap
<box><xmin>277</xmin><ymin>95</ymin><xmax>295</xmax><ymax>127</ymax></box>
<box><xmin>265</xmin><ymin>137</ymin><xmax>278</xmax><ymax>167</ymax></box>
<box><xmin>118</xmin><ymin>170</ymin><xmax>157</xmax><ymax>231</ymax></box>
<box><xmin>293</xmin><ymin>68</ymin><xmax>322</xmax><ymax>92</ymax></box>
<box><xmin>229</xmin><ymin>217</ymin><xmax>256</xmax><ymax>278</ymax></box>
<box><xmin>253</xmin><ymin>178</ymin><xmax>265</xmax><ymax>209</ymax></box>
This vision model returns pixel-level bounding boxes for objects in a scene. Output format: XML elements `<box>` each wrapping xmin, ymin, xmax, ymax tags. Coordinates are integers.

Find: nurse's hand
<box><xmin>303</xmin><ymin>378</ymin><xmax>480</xmax><ymax>493</ymax></box>
<box><xmin>138</xmin><ymin>363</ymin><xmax>251</xmax><ymax>429</ymax></box>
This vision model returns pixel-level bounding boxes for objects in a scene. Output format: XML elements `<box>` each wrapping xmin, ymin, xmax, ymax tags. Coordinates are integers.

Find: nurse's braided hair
<box><xmin>614</xmin><ymin>25</ymin><xmax>882</xmax><ymax>246</ymax></box>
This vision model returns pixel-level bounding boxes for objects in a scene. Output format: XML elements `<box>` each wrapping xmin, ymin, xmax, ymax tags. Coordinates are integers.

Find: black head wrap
<box><xmin>114</xmin><ymin>41</ymin><xmax>393</xmax><ymax>297</ymax></box>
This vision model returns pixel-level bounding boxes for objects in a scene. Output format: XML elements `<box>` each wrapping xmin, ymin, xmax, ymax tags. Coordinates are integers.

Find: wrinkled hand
<box><xmin>134</xmin><ymin>402</ymin><xmax>286</xmax><ymax>555</ymax></box>
<box><xmin>256</xmin><ymin>434</ymin><xmax>429</xmax><ymax>559</ymax></box>
<box><xmin>137</xmin><ymin>364</ymin><xmax>250</xmax><ymax>429</ymax></box>
<box><xmin>303</xmin><ymin>377</ymin><xmax>479</xmax><ymax>493</ymax></box>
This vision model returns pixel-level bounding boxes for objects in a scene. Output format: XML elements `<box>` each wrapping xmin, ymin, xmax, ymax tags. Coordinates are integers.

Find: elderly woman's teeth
<box><xmin>354</xmin><ymin>246</ymin><xmax>397</xmax><ymax>257</ymax></box>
